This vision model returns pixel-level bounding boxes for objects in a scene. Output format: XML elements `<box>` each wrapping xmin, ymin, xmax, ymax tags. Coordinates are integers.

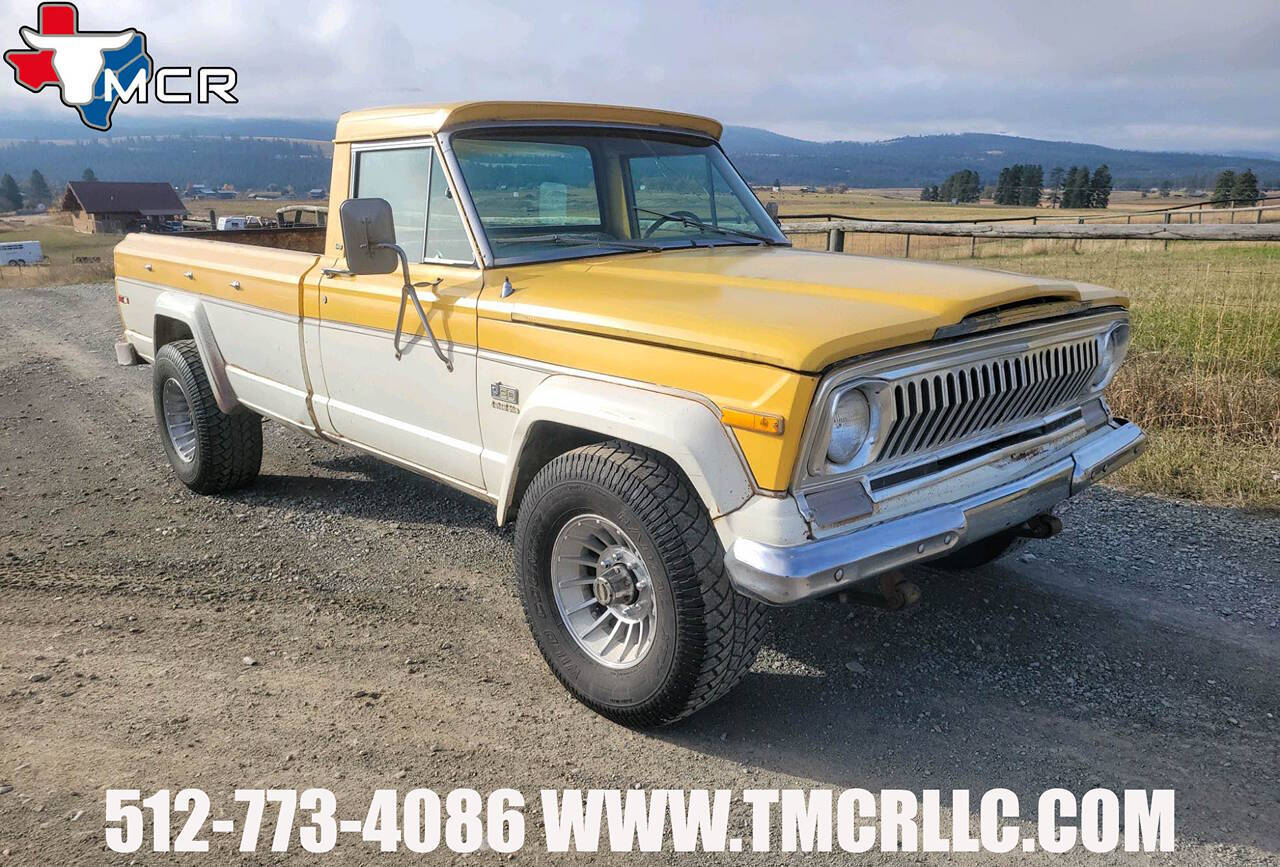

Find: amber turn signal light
<box><xmin>721</xmin><ymin>408</ymin><xmax>784</xmax><ymax>436</ymax></box>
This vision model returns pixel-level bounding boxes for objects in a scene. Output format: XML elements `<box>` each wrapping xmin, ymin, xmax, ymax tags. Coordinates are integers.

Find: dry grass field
<box><xmin>0</xmin><ymin>217</ymin><xmax>118</xmax><ymax>287</ymax></box>
<box><xmin>3</xmin><ymin>189</ymin><xmax>1276</xmax><ymax>509</ymax></box>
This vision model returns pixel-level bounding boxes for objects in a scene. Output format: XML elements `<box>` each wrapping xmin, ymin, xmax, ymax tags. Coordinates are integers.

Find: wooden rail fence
<box><xmin>779</xmin><ymin>218</ymin><xmax>1280</xmax><ymax>256</ymax></box>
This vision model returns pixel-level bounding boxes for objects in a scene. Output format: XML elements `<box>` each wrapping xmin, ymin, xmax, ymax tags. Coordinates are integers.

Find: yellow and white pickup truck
<box><xmin>114</xmin><ymin>101</ymin><xmax>1144</xmax><ymax>725</ymax></box>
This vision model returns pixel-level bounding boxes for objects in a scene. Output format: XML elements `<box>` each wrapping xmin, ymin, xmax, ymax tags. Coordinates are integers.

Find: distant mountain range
<box><xmin>2</xmin><ymin>114</ymin><xmax>1277</xmax><ymax>191</ymax></box>
<box><xmin>719</xmin><ymin>127</ymin><xmax>1280</xmax><ymax>189</ymax></box>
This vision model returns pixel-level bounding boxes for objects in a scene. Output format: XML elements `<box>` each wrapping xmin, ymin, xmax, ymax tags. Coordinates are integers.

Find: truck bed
<box><xmin>176</xmin><ymin>225</ymin><xmax>326</xmax><ymax>254</ymax></box>
<box><xmin>114</xmin><ymin>231</ymin><xmax>324</xmax><ymax>431</ymax></box>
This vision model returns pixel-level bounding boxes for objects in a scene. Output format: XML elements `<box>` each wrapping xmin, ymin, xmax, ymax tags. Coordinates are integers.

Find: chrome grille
<box><xmin>874</xmin><ymin>335</ymin><xmax>1100</xmax><ymax>463</ymax></box>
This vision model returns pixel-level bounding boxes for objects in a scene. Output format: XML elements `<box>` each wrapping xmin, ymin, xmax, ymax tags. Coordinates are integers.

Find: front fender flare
<box><xmin>152</xmin><ymin>292</ymin><xmax>239</xmax><ymax>414</ymax></box>
<box><xmin>496</xmin><ymin>375</ymin><xmax>756</xmax><ymax>526</ymax></box>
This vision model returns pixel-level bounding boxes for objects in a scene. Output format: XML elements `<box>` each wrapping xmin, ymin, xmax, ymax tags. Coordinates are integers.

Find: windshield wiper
<box><xmin>498</xmin><ymin>233</ymin><xmax>663</xmax><ymax>253</ymax></box>
<box><xmin>548</xmin><ymin>234</ymin><xmax>664</xmax><ymax>252</ymax></box>
<box><xmin>634</xmin><ymin>208</ymin><xmax>785</xmax><ymax>246</ymax></box>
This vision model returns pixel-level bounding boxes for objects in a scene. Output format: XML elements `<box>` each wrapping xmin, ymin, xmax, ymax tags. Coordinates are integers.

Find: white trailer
<box><xmin>0</xmin><ymin>240</ymin><xmax>43</xmax><ymax>265</ymax></box>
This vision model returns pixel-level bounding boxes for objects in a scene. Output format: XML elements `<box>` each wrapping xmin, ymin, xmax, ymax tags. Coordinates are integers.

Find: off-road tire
<box><xmin>515</xmin><ymin>441</ymin><xmax>768</xmax><ymax>727</ymax></box>
<box><xmin>153</xmin><ymin>340</ymin><xmax>262</xmax><ymax>494</ymax></box>
<box><xmin>931</xmin><ymin>528</ymin><xmax>1023</xmax><ymax>570</ymax></box>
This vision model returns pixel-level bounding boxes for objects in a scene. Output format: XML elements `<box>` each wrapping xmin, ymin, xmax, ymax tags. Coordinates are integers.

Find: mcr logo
<box><xmin>4</xmin><ymin>2</ymin><xmax>237</xmax><ymax>131</ymax></box>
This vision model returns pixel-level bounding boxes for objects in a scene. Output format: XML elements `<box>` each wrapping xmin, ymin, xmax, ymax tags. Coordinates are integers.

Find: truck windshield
<box><xmin>448</xmin><ymin>128</ymin><xmax>788</xmax><ymax>263</ymax></box>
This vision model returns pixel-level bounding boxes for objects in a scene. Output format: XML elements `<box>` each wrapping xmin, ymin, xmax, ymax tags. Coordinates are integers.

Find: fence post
<box><xmin>904</xmin><ymin>235</ymin><xmax>910</xmax><ymax>258</ymax></box>
<box><xmin>1258</xmin><ymin>208</ymin><xmax>1264</xmax><ymax>224</ymax></box>
<box><xmin>970</xmin><ymin>235</ymin><xmax>976</xmax><ymax>258</ymax></box>
<box><xmin>826</xmin><ymin>228</ymin><xmax>845</xmax><ymax>252</ymax></box>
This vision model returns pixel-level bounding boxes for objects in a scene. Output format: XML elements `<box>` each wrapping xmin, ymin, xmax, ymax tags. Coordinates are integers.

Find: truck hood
<box><xmin>495</xmin><ymin>246</ymin><xmax>1127</xmax><ymax>372</ymax></box>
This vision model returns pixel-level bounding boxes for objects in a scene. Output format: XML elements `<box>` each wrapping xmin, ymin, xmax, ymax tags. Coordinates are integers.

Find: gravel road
<box><xmin>1</xmin><ymin>283</ymin><xmax>1277</xmax><ymax>865</ymax></box>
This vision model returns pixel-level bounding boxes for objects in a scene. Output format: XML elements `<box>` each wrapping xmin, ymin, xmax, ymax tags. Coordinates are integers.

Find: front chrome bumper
<box><xmin>724</xmin><ymin>420</ymin><xmax>1146</xmax><ymax>605</ymax></box>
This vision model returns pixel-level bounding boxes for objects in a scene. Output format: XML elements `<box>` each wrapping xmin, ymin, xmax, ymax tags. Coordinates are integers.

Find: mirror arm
<box><xmin>381</xmin><ymin>243</ymin><xmax>453</xmax><ymax>371</ymax></box>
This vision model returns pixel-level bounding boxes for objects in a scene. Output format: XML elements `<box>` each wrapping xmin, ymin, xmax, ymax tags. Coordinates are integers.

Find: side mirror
<box><xmin>339</xmin><ymin>197</ymin><xmax>399</xmax><ymax>275</ymax></box>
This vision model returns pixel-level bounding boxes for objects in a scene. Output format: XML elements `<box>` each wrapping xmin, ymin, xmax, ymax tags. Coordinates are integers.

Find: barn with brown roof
<box><xmin>60</xmin><ymin>181</ymin><xmax>186</xmax><ymax>234</ymax></box>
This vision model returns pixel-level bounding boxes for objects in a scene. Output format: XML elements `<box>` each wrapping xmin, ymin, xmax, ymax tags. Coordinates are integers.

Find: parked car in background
<box><xmin>1</xmin><ymin>240</ymin><xmax>43</xmax><ymax>265</ymax></box>
<box><xmin>215</xmin><ymin>216</ymin><xmax>265</xmax><ymax>231</ymax></box>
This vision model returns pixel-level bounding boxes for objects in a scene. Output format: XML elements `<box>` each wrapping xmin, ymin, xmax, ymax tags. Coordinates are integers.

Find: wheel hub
<box><xmin>161</xmin><ymin>378</ymin><xmax>197</xmax><ymax>463</ymax></box>
<box><xmin>550</xmin><ymin>516</ymin><xmax>658</xmax><ymax>669</ymax></box>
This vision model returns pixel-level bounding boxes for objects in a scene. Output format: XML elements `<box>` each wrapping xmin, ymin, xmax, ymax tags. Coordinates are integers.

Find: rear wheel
<box><xmin>153</xmin><ymin>340</ymin><xmax>262</xmax><ymax>494</ymax></box>
<box><xmin>515</xmin><ymin>441</ymin><xmax>768</xmax><ymax>727</ymax></box>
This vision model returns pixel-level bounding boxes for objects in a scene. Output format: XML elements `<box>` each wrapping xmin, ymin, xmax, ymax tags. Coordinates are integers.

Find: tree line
<box><xmin>0</xmin><ymin>167</ymin><xmax>96</xmax><ymax>211</ymax></box>
<box><xmin>1210</xmin><ymin>169</ymin><xmax>1261</xmax><ymax>208</ymax></box>
<box><xmin>994</xmin><ymin>164</ymin><xmax>1112</xmax><ymax>208</ymax></box>
<box><xmin>0</xmin><ymin>135</ymin><xmax>329</xmax><ymax>199</ymax></box>
<box><xmin>992</xmin><ymin>164</ymin><xmax>1045</xmax><ymax>206</ymax></box>
<box><xmin>919</xmin><ymin>169</ymin><xmax>980</xmax><ymax>203</ymax></box>
<box><xmin>920</xmin><ymin>163</ymin><xmax>1113</xmax><ymax>208</ymax></box>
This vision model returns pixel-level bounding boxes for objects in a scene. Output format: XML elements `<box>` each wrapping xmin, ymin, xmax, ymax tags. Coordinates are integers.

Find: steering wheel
<box><xmin>642</xmin><ymin>210</ymin><xmax>703</xmax><ymax>238</ymax></box>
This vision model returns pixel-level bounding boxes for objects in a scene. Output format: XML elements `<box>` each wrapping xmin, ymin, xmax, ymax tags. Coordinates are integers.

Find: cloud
<box><xmin>1</xmin><ymin>0</ymin><xmax>1276</xmax><ymax>152</ymax></box>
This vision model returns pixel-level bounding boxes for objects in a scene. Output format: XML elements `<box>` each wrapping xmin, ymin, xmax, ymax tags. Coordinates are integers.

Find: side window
<box><xmin>425</xmin><ymin>153</ymin><xmax>473</xmax><ymax>263</ymax></box>
<box><xmin>354</xmin><ymin>145</ymin><xmax>474</xmax><ymax>264</ymax></box>
<box><xmin>354</xmin><ymin>146</ymin><xmax>429</xmax><ymax>255</ymax></box>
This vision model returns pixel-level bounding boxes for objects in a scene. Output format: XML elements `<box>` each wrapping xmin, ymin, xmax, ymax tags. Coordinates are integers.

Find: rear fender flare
<box><xmin>152</xmin><ymin>292</ymin><xmax>238</xmax><ymax>413</ymax></box>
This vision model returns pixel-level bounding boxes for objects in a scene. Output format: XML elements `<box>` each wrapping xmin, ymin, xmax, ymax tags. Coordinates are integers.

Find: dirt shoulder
<box><xmin>0</xmin><ymin>284</ymin><xmax>1277</xmax><ymax>864</ymax></box>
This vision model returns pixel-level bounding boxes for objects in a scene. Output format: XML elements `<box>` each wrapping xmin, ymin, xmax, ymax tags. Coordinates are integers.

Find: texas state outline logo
<box><xmin>4</xmin><ymin>2</ymin><xmax>237</xmax><ymax>132</ymax></box>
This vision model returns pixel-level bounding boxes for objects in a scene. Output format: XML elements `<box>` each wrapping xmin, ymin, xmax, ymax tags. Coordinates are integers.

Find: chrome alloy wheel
<box><xmin>550</xmin><ymin>514</ymin><xmax>658</xmax><ymax>669</ymax></box>
<box><xmin>161</xmin><ymin>378</ymin><xmax>198</xmax><ymax>462</ymax></box>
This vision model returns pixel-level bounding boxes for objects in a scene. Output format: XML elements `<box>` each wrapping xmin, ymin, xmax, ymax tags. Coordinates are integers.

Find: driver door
<box><xmin>315</xmin><ymin>141</ymin><xmax>486</xmax><ymax>492</ymax></box>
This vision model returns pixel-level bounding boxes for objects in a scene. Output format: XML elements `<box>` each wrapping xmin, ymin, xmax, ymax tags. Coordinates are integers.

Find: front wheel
<box><xmin>515</xmin><ymin>441</ymin><xmax>767</xmax><ymax>726</ymax></box>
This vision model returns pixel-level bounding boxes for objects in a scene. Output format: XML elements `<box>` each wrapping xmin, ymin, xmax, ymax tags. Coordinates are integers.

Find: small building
<box><xmin>61</xmin><ymin>181</ymin><xmax>187</xmax><ymax>234</ymax></box>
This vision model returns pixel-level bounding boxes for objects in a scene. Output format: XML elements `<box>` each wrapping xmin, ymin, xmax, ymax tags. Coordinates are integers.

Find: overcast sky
<box><xmin>2</xmin><ymin>0</ymin><xmax>1277</xmax><ymax>153</ymax></box>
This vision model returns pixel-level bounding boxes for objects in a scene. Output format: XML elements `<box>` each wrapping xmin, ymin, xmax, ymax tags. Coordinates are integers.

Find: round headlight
<box><xmin>827</xmin><ymin>389</ymin><xmax>870</xmax><ymax>465</ymax></box>
<box><xmin>1109</xmin><ymin>321</ymin><xmax>1131</xmax><ymax>367</ymax></box>
<box><xmin>1093</xmin><ymin>321</ymin><xmax>1132</xmax><ymax>389</ymax></box>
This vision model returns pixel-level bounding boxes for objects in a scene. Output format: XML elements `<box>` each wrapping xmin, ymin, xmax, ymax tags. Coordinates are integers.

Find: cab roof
<box><xmin>333</xmin><ymin>101</ymin><xmax>723</xmax><ymax>143</ymax></box>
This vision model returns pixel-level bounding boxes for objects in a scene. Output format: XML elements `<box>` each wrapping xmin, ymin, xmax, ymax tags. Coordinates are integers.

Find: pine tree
<box><xmin>0</xmin><ymin>174</ymin><xmax>22</xmax><ymax>211</ymax></box>
<box><xmin>994</xmin><ymin>167</ymin><xmax>1012</xmax><ymax>205</ymax></box>
<box><xmin>82</xmin><ymin>168</ymin><xmax>97</xmax><ymax>181</ymax></box>
<box><xmin>1067</xmin><ymin>166</ymin><xmax>1092</xmax><ymax>208</ymax></box>
<box><xmin>1061</xmin><ymin>168</ymin><xmax>1077</xmax><ymax>208</ymax></box>
<box><xmin>1211</xmin><ymin>170</ymin><xmax>1236</xmax><ymax>208</ymax></box>
<box><xmin>1048</xmin><ymin>167</ymin><xmax>1065</xmax><ymax>206</ymax></box>
<box><xmin>1009</xmin><ymin>165</ymin><xmax>1026</xmax><ymax>206</ymax></box>
<box><xmin>27</xmin><ymin>169</ymin><xmax>51</xmax><ymax>205</ymax></box>
<box><xmin>1230</xmin><ymin>169</ymin><xmax>1260</xmax><ymax>207</ymax></box>
<box><xmin>929</xmin><ymin>184</ymin><xmax>940</xmax><ymax>202</ymax></box>
<box><xmin>1089</xmin><ymin>165</ymin><xmax>1113</xmax><ymax>209</ymax></box>
<box><xmin>1019</xmin><ymin>164</ymin><xmax>1044</xmax><ymax>207</ymax></box>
